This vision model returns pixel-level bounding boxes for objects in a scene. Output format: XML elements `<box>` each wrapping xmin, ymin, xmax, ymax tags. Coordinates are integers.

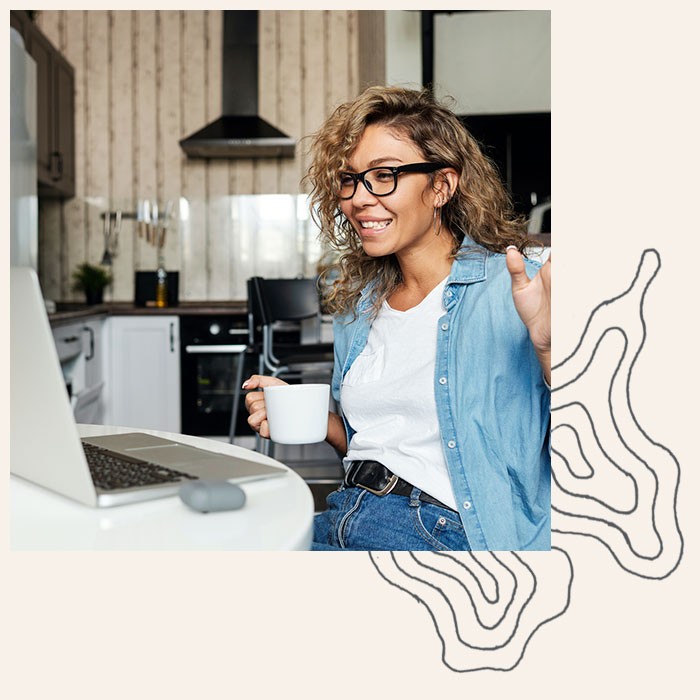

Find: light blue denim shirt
<box><xmin>331</xmin><ymin>241</ymin><xmax>551</xmax><ymax>551</ymax></box>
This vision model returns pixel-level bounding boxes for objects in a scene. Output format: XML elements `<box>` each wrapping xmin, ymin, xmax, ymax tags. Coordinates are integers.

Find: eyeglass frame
<box><xmin>337</xmin><ymin>162</ymin><xmax>450</xmax><ymax>200</ymax></box>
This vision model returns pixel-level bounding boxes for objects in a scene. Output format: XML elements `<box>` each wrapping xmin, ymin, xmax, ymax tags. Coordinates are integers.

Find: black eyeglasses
<box><xmin>338</xmin><ymin>162</ymin><xmax>449</xmax><ymax>200</ymax></box>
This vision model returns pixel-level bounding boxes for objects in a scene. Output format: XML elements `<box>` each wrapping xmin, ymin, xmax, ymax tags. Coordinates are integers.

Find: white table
<box><xmin>11</xmin><ymin>424</ymin><xmax>314</xmax><ymax>551</ymax></box>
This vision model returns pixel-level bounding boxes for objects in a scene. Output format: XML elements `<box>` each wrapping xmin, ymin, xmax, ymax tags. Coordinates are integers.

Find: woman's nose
<box><xmin>351</xmin><ymin>177</ymin><xmax>379</xmax><ymax>205</ymax></box>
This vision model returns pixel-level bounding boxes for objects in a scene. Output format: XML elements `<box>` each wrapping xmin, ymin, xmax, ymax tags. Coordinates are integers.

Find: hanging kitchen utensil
<box><xmin>163</xmin><ymin>199</ymin><xmax>174</xmax><ymax>222</ymax></box>
<box><xmin>142</xmin><ymin>199</ymin><xmax>151</xmax><ymax>242</ymax></box>
<box><xmin>110</xmin><ymin>209</ymin><xmax>122</xmax><ymax>257</ymax></box>
<box><xmin>136</xmin><ymin>200</ymin><xmax>144</xmax><ymax>238</ymax></box>
<box><xmin>100</xmin><ymin>212</ymin><xmax>112</xmax><ymax>266</ymax></box>
<box><xmin>151</xmin><ymin>201</ymin><xmax>159</xmax><ymax>246</ymax></box>
<box><xmin>159</xmin><ymin>199</ymin><xmax>174</xmax><ymax>250</ymax></box>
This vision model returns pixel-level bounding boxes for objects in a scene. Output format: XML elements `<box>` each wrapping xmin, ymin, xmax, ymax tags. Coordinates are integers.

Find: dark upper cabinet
<box><xmin>10</xmin><ymin>11</ymin><xmax>75</xmax><ymax>199</ymax></box>
<box><xmin>50</xmin><ymin>51</ymin><xmax>76</xmax><ymax>195</ymax></box>
<box><xmin>9</xmin><ymin>10</ymin><xmax>27</xmax><ymax>35</ymax></box>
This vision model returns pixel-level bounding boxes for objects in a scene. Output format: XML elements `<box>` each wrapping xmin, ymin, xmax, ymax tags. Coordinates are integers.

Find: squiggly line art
<box><xmin>367</xmin><ymin>249</ymin><xmax>683</xmax><ymax>671</ymax></box>
<box><xmin>369</xmin><ymin>549</ymin><xmax>573</xmax><ymax>672</ymax></box>
<box><xmin>550</xmin><ymin>248</ymin><xmax>683</xmax><ymax>579</ymax></box>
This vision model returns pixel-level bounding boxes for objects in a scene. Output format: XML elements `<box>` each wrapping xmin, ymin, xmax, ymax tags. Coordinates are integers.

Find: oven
<box><xmin>180</xmin><ymin>315</ymin><xmax>255</xmax><ymax>438</ymax></box>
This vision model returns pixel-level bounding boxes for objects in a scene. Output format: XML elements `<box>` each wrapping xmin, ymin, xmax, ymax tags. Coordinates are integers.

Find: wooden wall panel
<box><xmin>58</xmin><ymin>11</ymin><xmax>87</xmax><ymax>300</ymax></box>
<box><xmin>301</xmin><ymin>11</ymin><xmax>326</xmax><ymax>192</ymax></box>
<box><xmin>158</xmin><ymin>10</ymin><xmax>184</xmax><ymax>278</ymax></box>
<box><xmin>34</xmin><ymin>9</ymin><xmax>383</xmax><ymax>301</ymax></box>
<box><xmin>277</xmin><ymin>11</ymin><xmax>303</xmax><ymax>195</ymax></box>
<box><xmin>34</xmin><ymin>13</ymin><xmax>63</xmax><ymax>300</ymax></box>
<box><xmin>85</xmin><ymin>12</ymin><xmax>110</xmax><ymax>272</ymax></box>
<box><xmin>204</xmin><ymin>11</ymin><xmax>231</xmax><ymax>299</ymax></box>
<box><xmin>37</xmin><ymin>10</ymin><xmax>60</xmax><ymax>45</ymax></box>
<box><xmin>109</xmin><ymin>11</ymin><xmax>135</xmax><ymax>301</ymax></box>
<box><xmin>257</xmin><ymin>11</ymin><xmax>280</xmax><ymax>195</ymax></box>
<box><xmin>134</xmin><ymin>10</ymin><xmax>158</xmax><ymax>274</ymax></box>
<box><xmin>325</xmin><ymin>11</ymin><xmax>351</xmax><ymax>117</ymax></box>
<box><xmin>358</xmin><ymin>11</ymin><xmax>386</xmax><ymax>91</ymax></box>
<box><xmin>347</xmin><ymin>10</ymin><xmax>359</xmax><ymax>99</ymax></box>
<box><xmin>180</xmin><ymin>10</ymin><xmax>207</xmax><ymax>300</ymax></box>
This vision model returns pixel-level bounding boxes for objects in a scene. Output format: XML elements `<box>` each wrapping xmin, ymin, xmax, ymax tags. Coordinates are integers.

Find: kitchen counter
<box><xmin>49</xmin><ymin>300</ymin><xmax>247</xmax><ymax>325</ymax></box>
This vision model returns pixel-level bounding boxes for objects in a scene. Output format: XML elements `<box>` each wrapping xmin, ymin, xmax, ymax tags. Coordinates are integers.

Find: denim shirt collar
<box><xmin>447</xmin><ymin>238</ymin><xmax>489</xmax><ymax>284</ymax></box>
<box><xmin>357</xmin><ymin>239</ymin><xmax>489</xmax><ymax>300</ymax></box>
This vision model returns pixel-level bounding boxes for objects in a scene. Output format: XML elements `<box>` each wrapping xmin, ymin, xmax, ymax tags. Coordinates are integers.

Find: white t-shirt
<box><xmin>341</xmin><ymin>276</ymin><xmax>457</xmax><ymax>511</ymax></box>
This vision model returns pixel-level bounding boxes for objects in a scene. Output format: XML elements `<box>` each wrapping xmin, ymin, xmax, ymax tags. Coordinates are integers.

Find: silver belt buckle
<box><xmin>360</xmin><ymin>473</ymin><xmax>399</xmax><ymax>497</ymax></box>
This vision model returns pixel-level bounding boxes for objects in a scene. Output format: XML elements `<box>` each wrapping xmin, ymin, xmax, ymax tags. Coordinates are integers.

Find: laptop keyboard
<box><xmin>82</xmin><ymin>442</ymin><xmax>199</xmax><ymax>491</ymax></box>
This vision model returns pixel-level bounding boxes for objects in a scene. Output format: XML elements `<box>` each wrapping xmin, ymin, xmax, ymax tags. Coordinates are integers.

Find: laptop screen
<box><xmin>11</xmin><ymin>267</ymin><xmax>97</xmax><ymax>505</ymax></box>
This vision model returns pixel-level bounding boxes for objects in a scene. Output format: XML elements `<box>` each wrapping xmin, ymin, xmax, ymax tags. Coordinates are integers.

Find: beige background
<box><xmin>4</xmin><ymin>1</ymin><xmax>699</xmax><ymax>698</ymax></box>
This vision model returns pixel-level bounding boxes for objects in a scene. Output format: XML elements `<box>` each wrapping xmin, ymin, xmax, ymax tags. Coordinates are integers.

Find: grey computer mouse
<box><xmin>179</xmin><ymin>480</ymin><xmax>247</xmax><ymax>513</ymax></box>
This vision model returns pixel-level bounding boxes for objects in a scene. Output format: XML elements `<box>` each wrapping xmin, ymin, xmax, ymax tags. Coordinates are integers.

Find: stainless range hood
<box><xmin>179</xmin><ymin>10</ymin><xmax>295</xmax><ymax>159</ymax></box>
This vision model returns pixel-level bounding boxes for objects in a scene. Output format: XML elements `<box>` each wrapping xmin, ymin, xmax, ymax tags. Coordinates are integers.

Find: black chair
<box><xmin>248</xmin><ymin>276</ymin><xmax>334</xmax><ymax>379</ymax></box>
<box><xmin>248</xmin><ymin>275</ymin><xmax>340</xmax><ymax>469</ymax></box>
<box><xmin>229</xmin><ymin>277</ymin><xmax>335</xmax><ymax>452</ymax></box>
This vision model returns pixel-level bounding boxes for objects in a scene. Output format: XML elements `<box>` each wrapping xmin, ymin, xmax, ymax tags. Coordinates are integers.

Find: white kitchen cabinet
<box><xmin>106</xmin><ymin>316</ymin><xmax>181</xmax><ymax>433</ymax></box>
<box><xmin>78</xmin><ymin>316</ymin><xmax>105</xmax><ymax>423</ymax></box>
<box><xmin>51</xmin><ymin>314</ymin><xmax>106</xmax><ymax>425</ymax></box>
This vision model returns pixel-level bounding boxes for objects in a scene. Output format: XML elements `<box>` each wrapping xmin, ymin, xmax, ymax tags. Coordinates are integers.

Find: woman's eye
<box><xmin>339</xmin><ymin>174</ymin><xmax>355</xmax><ymax>186</ymax></box>
<box><xmin>373</xmin><ymin>170</ymin><xmax>394</xmax><ymax>182</ymax></box>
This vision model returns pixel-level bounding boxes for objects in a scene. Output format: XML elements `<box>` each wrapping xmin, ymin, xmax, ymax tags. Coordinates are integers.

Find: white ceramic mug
<box><xmin>263</xmin><ymin>383</ymin><xmax>330</xmax><ymax>444</ymax></box>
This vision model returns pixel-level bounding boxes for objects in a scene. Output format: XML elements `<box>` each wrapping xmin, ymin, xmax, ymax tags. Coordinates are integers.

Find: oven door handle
<box><xmin>184</xmin><ymin>344</ymin><xmax>248</xmax><ymax>354</ymax></box>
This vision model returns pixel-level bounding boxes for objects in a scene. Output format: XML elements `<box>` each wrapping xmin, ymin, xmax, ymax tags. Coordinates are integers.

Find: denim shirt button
<box><xmin>439</xmin><ymin>376</ymin><xmax>447</xmax><ymax>385</ymax></box>
<box><xmin>441</xmin><ymin>322</ymin><xmax>449</xmax><ymax>331</ymax></box>
<box><xmin>463</xmin><ymin>501</ymin><xmax>472</xmax><ymax>510</ymax></box>
<box><xmin>447</xmin><ymin>440</ymin><xmax>456</xmax><ymax>448</ymax></box>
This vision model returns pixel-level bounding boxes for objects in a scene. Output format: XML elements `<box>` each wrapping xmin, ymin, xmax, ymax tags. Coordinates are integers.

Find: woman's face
<box><xmin>339</xmin><ymin>124</ymin><xmax>445</xmax><ymax>260</ymax></box>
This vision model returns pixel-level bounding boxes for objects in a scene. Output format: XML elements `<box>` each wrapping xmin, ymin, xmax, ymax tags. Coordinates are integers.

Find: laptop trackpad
<box><xmin>132</xmin><ymin>445</ymin><xmax>285</xmax><ymax>480</ymax></box>
<box><xmin>131</xmin><ymin>444</ymin><xmax>224</xmax><ymax>467</ymax></box>
<box><xmin>188</xmin><ymin>458</ymin><xmax>286</xmax><ymax>480</ymax></box>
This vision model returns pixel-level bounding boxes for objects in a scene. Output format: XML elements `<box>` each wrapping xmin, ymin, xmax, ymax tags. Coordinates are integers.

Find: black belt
<box><xmin>344</xmin><ymin>460</ymin><xmax>456</xmax><ymax>512</ymax></box>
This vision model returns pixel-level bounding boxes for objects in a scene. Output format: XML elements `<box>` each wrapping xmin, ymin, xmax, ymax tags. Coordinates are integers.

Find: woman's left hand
<box><xmin>506</xmin><ymin>246</ymin><xmax>551</xmax><ymax>384</ymax></box>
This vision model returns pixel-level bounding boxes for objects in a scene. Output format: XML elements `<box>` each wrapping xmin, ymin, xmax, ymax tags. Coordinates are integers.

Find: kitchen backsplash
<box><xmin>152</xmin><ymin>193</ymin><xmax>324</xmax><ymax>301</ymax></box>
<box><xmin>40</xmin><ymin>193</ymin><xmax>326</xmax><ymax>303</ymax></box>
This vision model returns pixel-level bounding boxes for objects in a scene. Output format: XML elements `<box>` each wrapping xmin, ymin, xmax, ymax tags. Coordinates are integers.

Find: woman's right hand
<box><xmin>242</xmin><ymin>374</ymin><xmax>288</xmax><ymax>439</ymax></box>
<box><xmin>243</xmin><ymin>375</ymin><xmax>348</xmax><ymax>453</ymax></box>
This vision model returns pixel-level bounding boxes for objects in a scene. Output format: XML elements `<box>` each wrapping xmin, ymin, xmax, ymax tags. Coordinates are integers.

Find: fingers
<box><xmin>244</xmin><ymin>388</ymin><xmax>265</xmax><ymax>414</ymax></box>
<box><xmin>248</xmin><ymin>414</ymin><xmax>270</xmax><ymax>439</ymax></box>
<box><xmin>505</xmin><ymin>245</ymin><xmax>529</xmax><ymax>293</ymax></box>
<box><xmin>244</xmin><ymin>391</ymin><xmax>269</xmax><ymax>437</ymax></box>
<box><xmin>241</xmin><ymin>374</ymin><xmax>288</xmax><ymax>390</ymax></box>
<box><xmin>242</xmin><ymin>375</ymin><xmax>287</xmax><ymax>438</ymax></box>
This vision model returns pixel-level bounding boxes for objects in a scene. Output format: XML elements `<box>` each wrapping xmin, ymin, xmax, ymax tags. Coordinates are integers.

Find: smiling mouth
<box><xmin>359</xmin><ymin>220</ymin><xmax>391</xmax><ymax>233</ymax></box>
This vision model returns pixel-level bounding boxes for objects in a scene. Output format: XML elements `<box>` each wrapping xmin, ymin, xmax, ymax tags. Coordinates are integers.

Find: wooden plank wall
<box><xmin>35</xmin><ymin>10</ymin><xmax>385</xmax><ymax>302</ymax></box>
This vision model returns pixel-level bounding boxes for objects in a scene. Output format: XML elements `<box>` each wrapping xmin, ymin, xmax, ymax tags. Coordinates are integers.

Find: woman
<box><xmin>244</xmin><ymin>86</ymin><xmax>551</xmax><ymax>551</ymax></box>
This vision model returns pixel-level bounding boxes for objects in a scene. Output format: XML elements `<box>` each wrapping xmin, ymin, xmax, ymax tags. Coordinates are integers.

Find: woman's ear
<box><xmin>433</xmin><ymin>168</ymin><xmax>459</xmax><ymax>207</ymax></box>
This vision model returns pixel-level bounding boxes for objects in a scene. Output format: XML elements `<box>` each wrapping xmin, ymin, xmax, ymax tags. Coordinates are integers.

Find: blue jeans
<box><xmin>312</xmin><ymin>485</ymin><xmax>471</xmax><ymax>551</ymax></box>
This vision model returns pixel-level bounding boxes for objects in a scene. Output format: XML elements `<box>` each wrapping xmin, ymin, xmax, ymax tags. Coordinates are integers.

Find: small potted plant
<box><xmin>71</xmin><ymin>262</ymin><xmax>112</xmax><ymax>305</ymax></box>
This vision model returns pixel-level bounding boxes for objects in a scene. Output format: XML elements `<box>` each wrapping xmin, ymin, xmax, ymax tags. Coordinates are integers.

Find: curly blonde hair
<box><xmin>303</xmin><ymin>86</ymin><xmax>532</xmax><ymax>317</ymax></box>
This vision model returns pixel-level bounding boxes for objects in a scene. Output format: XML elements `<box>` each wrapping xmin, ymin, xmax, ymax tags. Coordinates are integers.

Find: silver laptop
<box><xmin>10</xmin><ymin>267</ymin><xmax>285</xmax><ymax>507</ymax></box>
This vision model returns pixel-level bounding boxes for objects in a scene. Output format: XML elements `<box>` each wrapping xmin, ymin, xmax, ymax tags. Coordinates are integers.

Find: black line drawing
<box><xmin>369</xmin><ymin>549</ymin><xmax>573</xmax><ymax>672</ymax></box>
<box><xmin>367</xmin><ymin>248</ymin><xmax>683</xmax><ymax>671</ymax></box>
<box><xmin>551</xmin><ymin>248</ymin><xmax>683</xmax><ymax>580</ymax></box>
